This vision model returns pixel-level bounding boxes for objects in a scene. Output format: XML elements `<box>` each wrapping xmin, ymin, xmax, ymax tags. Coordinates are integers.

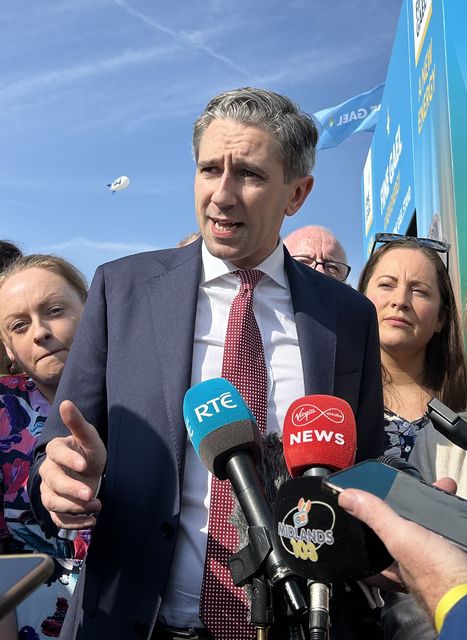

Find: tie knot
<box><xmin>233</xmin><ymin>269</ymin><xmax>264</xmax><ymax>291</ymax></box>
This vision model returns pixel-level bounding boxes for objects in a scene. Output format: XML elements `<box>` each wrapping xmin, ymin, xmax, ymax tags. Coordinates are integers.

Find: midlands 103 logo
<box><xmin>277</xmin><ymin>496</ymin><xmax>336</xmax><ymax>562</ymax></box>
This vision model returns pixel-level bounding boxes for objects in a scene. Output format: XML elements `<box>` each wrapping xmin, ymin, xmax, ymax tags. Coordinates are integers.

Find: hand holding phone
<box><xmin>321</xmin><ymin>460</ymin><xmax>467</xmax><ymax>552</ymax></box>
<box><xmin>335</xmin><ymin>485</ymin><xmax>467</xmax><ymax>624</ymax></box>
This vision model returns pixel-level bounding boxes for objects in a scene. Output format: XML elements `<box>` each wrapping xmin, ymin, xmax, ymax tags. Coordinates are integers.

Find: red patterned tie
<box><xmin>199</xmin><ymin>269</ymin><xmax>268</xmax><ymax>639</ymax></box>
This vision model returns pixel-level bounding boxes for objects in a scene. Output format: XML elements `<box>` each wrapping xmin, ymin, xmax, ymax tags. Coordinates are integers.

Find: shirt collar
<box><xmin>201</xmin><ymin>240</ymin><xmax>288</xmax><ymax>288</ymax></box>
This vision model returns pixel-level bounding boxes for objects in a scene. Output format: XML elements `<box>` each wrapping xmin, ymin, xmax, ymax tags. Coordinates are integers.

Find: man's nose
<box><xmin>211</xmin><ymin>172</ymin><xmax>237</xmax><ymax>208</ymax></box>
<box><xmin>314</xmin><ymin>263</ymin><xmax>326</xmax><ymax>275</ymax></box>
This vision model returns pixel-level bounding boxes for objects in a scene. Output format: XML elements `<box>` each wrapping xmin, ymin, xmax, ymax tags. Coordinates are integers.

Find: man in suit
<box><xmin>28</xmin><ymin>87</ymin><xmax>384</xmax><ymax>639</ymax></box>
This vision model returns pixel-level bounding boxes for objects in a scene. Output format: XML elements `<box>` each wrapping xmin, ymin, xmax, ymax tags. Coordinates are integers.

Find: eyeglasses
<box><xmin>370</xmin><ymin>233</ymin><xmax>451</xmax><ymax>270</ymax></box>
<box><xmin>292</xmin><ymin>255</ymin><xmax>351</xmax><ymax>281</ymax></box>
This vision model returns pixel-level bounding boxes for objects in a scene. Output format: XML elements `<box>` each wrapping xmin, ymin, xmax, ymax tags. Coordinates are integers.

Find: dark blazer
<box><xmin>28</xmin><ymin>238</ymin><xmax>384</xmax><ymax>640</ymax></box>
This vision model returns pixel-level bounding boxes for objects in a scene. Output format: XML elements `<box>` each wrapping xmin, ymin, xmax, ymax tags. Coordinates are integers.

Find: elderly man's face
<box><xmin>288</xmin><ymin>231</ymin><xmax>349</xmax><ymax>280</ymax></box>
<box><xmin>194</xmin><ymin>118</ymin><xmax>313</xmax><ymax>269</ymax></box>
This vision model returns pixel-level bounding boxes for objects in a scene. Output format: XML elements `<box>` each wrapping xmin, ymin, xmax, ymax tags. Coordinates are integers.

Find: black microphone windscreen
<box><xmin>272</xmin><ymin>477</ymin><xmax>393</xmax><ymax>582</ymax></box>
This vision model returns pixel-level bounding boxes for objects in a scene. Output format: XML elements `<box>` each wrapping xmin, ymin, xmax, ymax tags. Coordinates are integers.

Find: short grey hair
<box><xmin>192</xmin><ymin>87</ymin><xmax>319</xmax><ymax>183</ymax></box>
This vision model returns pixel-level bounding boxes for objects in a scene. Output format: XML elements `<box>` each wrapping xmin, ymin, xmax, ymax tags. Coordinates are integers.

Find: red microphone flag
<box><xmin>282</xmin><ymin>395</ymin><xmax>357</xmax><ymax>477</ymax></box>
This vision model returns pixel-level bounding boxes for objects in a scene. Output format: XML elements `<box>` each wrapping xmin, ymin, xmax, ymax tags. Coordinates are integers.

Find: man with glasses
<box><xmin>284</xmin><ymin>225</ymin><xmax>351</xmax><ymax>282</ymax></box>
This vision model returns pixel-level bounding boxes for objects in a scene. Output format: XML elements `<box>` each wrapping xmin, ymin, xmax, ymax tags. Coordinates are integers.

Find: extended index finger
<box><xmin>59</xmin><ymin>400</ymin><xmax>99</xmax><ymax>449</ymax></box>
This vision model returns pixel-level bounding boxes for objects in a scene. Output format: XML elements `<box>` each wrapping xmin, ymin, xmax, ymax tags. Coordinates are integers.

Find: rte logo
<box><xmin>194</xmin><ymin>392</ymin><xmax>237</xmax><ymax>422</ymax></box>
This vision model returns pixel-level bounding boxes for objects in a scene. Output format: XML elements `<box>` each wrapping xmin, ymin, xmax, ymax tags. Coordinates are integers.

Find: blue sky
<box><xmin>1</xmin><ymin>0</ymin><xmax>402</xmax><ymax>287</ymax></box>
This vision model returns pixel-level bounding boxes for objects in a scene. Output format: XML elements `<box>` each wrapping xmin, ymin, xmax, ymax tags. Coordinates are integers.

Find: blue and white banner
<box><xmin>314</xmin><ymin>83</ymin><xmax>385</xmax><ymax>150</ymax></box>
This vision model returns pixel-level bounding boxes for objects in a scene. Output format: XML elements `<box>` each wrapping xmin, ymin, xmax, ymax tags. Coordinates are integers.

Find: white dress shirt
<box><xmin>158</xmin><ymin>240</ymin><xmax>305</xmax><ymax>627</ymax></box>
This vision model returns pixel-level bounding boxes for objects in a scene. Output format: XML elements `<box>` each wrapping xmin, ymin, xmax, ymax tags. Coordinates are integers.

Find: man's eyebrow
<box><xmin>197</xmin><ymin>159</ymin><xmax>217</xmax><ymax>168</ymax></box>
<box><xmin>239</xmin><ymin>160</ymin><xmax>270</xmax><ymax>178</ymax></box>
<box><xmin>197</xmin><ymin>158</ymin><xmax>270</xmax><ymax>179</ymax></box>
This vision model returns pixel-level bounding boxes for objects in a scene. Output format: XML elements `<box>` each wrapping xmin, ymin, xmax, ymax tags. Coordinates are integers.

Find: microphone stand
<box><xmin>229</xmin><ymin>525</ymin><xmax>308</xmax><ymax>638</ymax></box>
<box><xmin>301</xmin><ymin>468</ymin><xmax>331</xmax><ymax>640</ymax></box>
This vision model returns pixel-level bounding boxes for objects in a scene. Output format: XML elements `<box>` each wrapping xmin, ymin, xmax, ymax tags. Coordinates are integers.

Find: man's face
<box><xmin>288</xmin><ymin>231</ymin><xmax>348</xmax><ymax>280</ymax></box>
<box><xmin>194</xmin><ymin>118</ymin><xmax>313</xmax><ymax>269</ymax></box>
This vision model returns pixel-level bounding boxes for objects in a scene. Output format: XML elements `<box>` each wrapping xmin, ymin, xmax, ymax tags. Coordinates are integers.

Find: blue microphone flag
<box><xmin>314</xmin><ymin>83</ymin><xmax>384</xmax><ymax>150</ymax></box>
<box><xmin>183</xmin><ymin>378</ymin><xmax>255</xmax><ymax>458</ymax></box>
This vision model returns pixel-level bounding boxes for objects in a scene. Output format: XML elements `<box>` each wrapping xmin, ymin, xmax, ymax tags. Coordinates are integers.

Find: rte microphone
<box><xmin>183</xmin><ymin>378</ymin><xmax>307</xmax><ymax>619</ymax></box>
<box><xmin>426</xmin><ymin>398</ymin><xmax>467</xmax><ymax>450</ymax></box>
<box><xmin>273</xmin><ymin>395</ymin><xmax>392</xmax><ymax>583</ymax></box>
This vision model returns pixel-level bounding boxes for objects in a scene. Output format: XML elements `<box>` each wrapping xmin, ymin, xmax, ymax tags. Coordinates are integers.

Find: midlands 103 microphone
<box><xmin>183</xmin><ymin>377</ymin><xmax>307</xmax><ymax>618</ymax></box>
<box><xmin>273</xmin><ymin>395</ymin><xmax>392</xmax><ymax>583</ymax></box>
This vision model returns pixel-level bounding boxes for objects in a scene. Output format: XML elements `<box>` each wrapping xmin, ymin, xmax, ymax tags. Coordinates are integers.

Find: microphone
<box><xmin>376</xmin><ymin>454</ymin><xmax>423</xmax><ymax>479</ymax></box>
<box><xmin>426</xmin><ymin>398</ymin><xmax>467</xmax><ymax>450</ymax></box>
<box><xmin>183</xmin><ymin>378</ymin><xmax>307</xmax><ymax>620</ymax></box>
<box><xmin>272</xmin><ymin>395</ymin><xmax>392</xmax><ymax>583</ymax></box>
<box><xmin>282</xmin><ymin>395</ymin><xmax>357</xmax><ymax>478</ymax></box>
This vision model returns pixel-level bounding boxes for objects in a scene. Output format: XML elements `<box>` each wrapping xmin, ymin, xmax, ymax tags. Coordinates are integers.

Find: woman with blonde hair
<box><xmin>0</xmin><ymin>254</ymin><xmax>89</xmax><ymax>640</ymax></box>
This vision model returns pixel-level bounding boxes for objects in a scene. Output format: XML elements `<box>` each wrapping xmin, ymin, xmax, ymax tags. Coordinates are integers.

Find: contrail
<box><xmin>111</xmin><ymin>0</ymin><xmax>249</xmax><ymax>76</ymax></box>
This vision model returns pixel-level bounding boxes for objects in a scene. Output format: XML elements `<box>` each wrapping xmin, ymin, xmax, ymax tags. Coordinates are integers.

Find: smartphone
<box><xmin>321</xmin><ymin>460</ymin><xmax>467</xmax><ymax>552</ymax></box>
<box><xmin>0</xmin><ymin>553</ymin><xmax>54</xmax><ymax>619</ymax></box>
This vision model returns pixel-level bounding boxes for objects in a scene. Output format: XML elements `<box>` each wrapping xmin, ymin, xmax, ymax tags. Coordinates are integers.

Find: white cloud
<box><xmin>0</xmin><ymin>45</ymin><xmax>180</xmax><ymax>107</ymax></box>
<box><xmin>40</xmin><ymin>237</ymin><xmax>159</xmax><ymax>253</ymax></box>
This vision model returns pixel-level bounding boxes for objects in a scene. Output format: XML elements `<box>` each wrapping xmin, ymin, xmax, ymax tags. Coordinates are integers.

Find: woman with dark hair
<box><xmin>0</xmin><ymin>255</ymin><xmax>89</xmax><ymax>640</ymax></box>
<box><xmin>0</xmin><ymin>240</ymin><xmax>22</xmax><ymax>271</ymax></box>
<box><xmin>0</xmin><ymin>240</ymin><xmax>23</xmax><ymax>376</ymax></box>
<box><xmin>358</xmin><ymin>235</ymin><xmax>466</xmax><ymax>460</ymax></box>
<box><xmin>358</xmin><ymin>235</ymin><xmax>467</xmax><ymax>640</ymax></box>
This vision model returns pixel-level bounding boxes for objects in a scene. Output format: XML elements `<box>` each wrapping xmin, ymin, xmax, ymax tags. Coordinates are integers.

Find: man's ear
<box><xmin>285</xmin><ymin>176</ymin><xmax>314</xmax><ymax>217</ymax></box>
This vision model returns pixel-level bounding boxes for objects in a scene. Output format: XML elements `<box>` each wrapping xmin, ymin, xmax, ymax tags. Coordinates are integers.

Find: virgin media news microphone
<box><xmin>273</xmin><ymin>395</ymin><xmax>392</xmax><ymax>583</ymax></box>
<box><xmin>183</xmin><ymin>377</ymin><xmax>307</xmax><ymax>618</ymax></box>
<box><xmin>282</xmin><ymin>395</ymin><xmax>357</xmax><ymax>478</ymax></box>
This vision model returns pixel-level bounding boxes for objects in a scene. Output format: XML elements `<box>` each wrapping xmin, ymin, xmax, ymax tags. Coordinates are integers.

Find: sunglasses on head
<box><xmin>370</xmin><ymin>233</ymin><xmax>450</xmax><ymax>270</ymax></box>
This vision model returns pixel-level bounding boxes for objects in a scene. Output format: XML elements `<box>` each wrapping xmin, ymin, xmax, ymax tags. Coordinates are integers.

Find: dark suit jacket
<box><xmin>28</xmin><ymin>238</ymin><xmax>384</xmax><ymax>639</ymax></box>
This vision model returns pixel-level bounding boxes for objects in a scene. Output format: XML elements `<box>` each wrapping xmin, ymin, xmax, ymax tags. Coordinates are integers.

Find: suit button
<box><xmin>161</xmin><ymin>520</ymin><xmax>174</xmax><ymax>538</ymax></box>
<box><xmin>133</xmin><ymin>621</ymin><xmax>149</xmax><ymax>637</ymax></box>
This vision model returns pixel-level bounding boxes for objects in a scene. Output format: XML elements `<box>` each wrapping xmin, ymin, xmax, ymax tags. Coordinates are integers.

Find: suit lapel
<box><xmin>285</xmin><ymin>249</ymin><xmax>337</xmax><ymax>396</ymax></box>
<box><xmin>145</xmin><ymin>240</ymin><xmax>202</xmax><ymax>471</ymax></box>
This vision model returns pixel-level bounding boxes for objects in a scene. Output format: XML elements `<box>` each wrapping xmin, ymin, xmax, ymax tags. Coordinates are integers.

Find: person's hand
<box><xmin>39</xmin><ymin>400</ymin><xmax>107</xmax><ymax>529</ymax></box>
<box><xmin>338</xmin><ymin>484</ymin><xmax>467</xmax><ymax>617</ymax></box>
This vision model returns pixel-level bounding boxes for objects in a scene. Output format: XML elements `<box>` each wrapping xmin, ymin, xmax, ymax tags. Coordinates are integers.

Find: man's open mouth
<box><xmin>211</xmin><ymin>218</ymin><xmax>243</xmax><ymax>232</ymax></box>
